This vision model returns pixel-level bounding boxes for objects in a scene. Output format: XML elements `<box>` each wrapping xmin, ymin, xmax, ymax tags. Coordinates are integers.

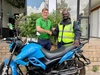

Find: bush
<box><xmin>18</xmin><ymin>13</ymin><xmax>41</xmax><ymax>38</ymax></box>
<box><xmin>18</xmin><ymin>11</ymin><xmax>62</xmax><ymax>44</ymax></box>
<box><xmin>92</xmin><ymin>65</ymin><xmax>98</xmax><ymax>72</ymax></box>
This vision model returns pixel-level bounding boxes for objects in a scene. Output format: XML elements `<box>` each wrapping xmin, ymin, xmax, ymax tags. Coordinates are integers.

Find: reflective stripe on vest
<box><xmin>58</xmin><ymin>23</ymin><xmax>74</xmax><ymax>43</ymax></box>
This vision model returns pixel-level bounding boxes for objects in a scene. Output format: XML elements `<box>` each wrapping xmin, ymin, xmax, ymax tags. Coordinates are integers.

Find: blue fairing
<box><xmin>3</xmin><ymin>59</ymin><xmax>18</xmax><ymax>75</ymax></box>
<box><xmin>59</xmin><ymin>51</ymin><xmax>74</xmax><ymax>63</ymax></box>
<box><xmin>14</xmin><ymin>43</ymin><xmax>45</xmax><ymax>66</ymax></box>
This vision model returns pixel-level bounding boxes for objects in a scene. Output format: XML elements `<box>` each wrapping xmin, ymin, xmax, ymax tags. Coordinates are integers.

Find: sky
<box><xmin>27</xmin><ymin>0</ymin><xmax>44</xmax><ymax>8</ymax></box>
<box><xmin>26</xmin><ymin>0</ymin><xmax>89</xmax><ymax>18</ymax></box>
<box><xmin>27</xmin><ymin>0</ymin><xmax>45</xmax><ymax>15</ymax></box>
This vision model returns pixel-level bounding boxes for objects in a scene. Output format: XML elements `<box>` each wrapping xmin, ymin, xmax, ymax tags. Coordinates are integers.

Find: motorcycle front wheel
<box><xmin>0</xmin><ymin>62</ymin><xmax>12</xmax><ymax>75</ymax></box>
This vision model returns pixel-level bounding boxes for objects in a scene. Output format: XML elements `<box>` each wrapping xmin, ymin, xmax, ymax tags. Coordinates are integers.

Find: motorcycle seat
<box><xmin>41</xmin><ymin>45</ymin><xmax>75</xmax><ymax>60</ymax></box>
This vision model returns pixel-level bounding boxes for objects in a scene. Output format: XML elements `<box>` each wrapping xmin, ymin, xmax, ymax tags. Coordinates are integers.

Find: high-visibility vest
<box><xmin>58</xmin><ymin>23</ymin><xmax>74</xmax><ymax>43</ymax></box>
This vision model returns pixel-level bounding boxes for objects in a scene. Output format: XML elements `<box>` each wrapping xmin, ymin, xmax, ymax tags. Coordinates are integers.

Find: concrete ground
<box><xmin>86</xmin><ymin>71</ymin><xmax>100</xmax><ymax>75</ymax></box>
<box><xmin>0</xmin><ymin>39</ymin><xmax>100</xmax><ymax>75</ymax></box>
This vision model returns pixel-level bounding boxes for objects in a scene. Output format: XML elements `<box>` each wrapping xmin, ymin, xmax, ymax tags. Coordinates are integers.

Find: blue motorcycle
<box><xmin>0</xmin><ymin>37</ymin><xmax>90</xmax><ymax>75</ymax></box>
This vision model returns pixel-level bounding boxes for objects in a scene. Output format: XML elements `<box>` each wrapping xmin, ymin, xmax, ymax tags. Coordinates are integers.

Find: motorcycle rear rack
<box><xmin>75</xmin><ymin>52</ymin><xmax>91</xmax><ymax>66</ymax></box>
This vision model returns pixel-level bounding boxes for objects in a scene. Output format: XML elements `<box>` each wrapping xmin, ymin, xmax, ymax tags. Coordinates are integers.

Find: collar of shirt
<box><xmin>60</xmin><ymin>18</ymin><xmax>71</xmax><ymax>25</ymax></box>
<box><xmin>41</xmin><ymin>17</ymin><xmax>48</xmax><ymax>22</ymax></box>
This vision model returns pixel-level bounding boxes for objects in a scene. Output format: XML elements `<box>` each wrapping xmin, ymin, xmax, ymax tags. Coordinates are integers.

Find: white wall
<box><xmin>90</xmin><ymin>9</ymin><xmax>100</xmax><ymax>37</ymax></box>
<box><xmin>48</xmin><ymin>0</ymin><xmax>56</xmax><ymax>13</ymax></box>
<box><xmin>98</xmin><ymin>8</ymin><xmax>100</xmax><ymax>37</ymax></box>
<box><xmin>2</xmin><ymin>0</ymin><xmax>25</xmax><ymax>28</ymax></box>
<box><xmin>2</xmin><ymin>0</ymin><xmax>12</xmax><ymax>28</ymax></box>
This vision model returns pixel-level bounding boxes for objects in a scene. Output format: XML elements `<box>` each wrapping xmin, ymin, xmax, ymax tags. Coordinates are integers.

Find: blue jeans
<box><xmin>57</xmin><ymin>42</ymin><xmax>63</xmax><ymax>48</ymax></box>
<box><xmin>38</xmin><ymin>38</ymin><xmax>51</xmax><ymax>50</ymax></box>
<box><xmin>57</xmin><ymin>42</ymin><xmax>73</xmax><ymax>48</ymax></box>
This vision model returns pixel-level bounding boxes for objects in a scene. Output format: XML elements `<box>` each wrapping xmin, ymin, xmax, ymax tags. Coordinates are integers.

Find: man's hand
<box><xmin>74</xmin><ymin>40</ymin><xmax>80</xmax><ymax>47</ymax></box>
<box><xmin>46</xmin><ymin>30</ymin><xmax>52</xmax><ymax>35</ymax></box>
<box><xmin>52</xmin><ymin>28</ymin><xmax>56</xmax><ymax>31</ymax></box>
<box><xmin>36</xmin><ymin>26</ymin><xmax>52</xmax><ymax>35</ymax></box>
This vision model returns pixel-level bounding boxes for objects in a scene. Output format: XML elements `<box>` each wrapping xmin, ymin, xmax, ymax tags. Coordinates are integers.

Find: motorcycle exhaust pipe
<box><xmin>49</xmin><ymin>67</ymin><xmax>81</xmax><ymax>75</ymax></box>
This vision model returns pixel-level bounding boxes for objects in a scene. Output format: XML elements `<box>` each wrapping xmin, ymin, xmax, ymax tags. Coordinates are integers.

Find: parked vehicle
<box><xmin>0</xmin><ymin>37</ymin><xmax>90</xmax><ymax>75</ymax></box>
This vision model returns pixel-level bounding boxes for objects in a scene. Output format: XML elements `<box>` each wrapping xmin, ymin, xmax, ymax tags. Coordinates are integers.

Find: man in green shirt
<box><xmin>36</xmin><ymin>8</ymin><xmax>54</xmax><ymax>50</ymax></box>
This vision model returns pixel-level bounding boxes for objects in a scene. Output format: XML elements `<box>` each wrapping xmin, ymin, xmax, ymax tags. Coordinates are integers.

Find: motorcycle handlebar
<box><xmin>80</xmin><ymin>41</ymin><xmax>88</xmax><ymax>46</ymax></box>
<box><xmin>3</xmin><ymin>38</ymin><xmax>14</xmax><ymax>41</ymax></box>
<box><xmin>3</xmin><ymin>37</ymin><xmax>21</xmax><ymax>41</ymax></box>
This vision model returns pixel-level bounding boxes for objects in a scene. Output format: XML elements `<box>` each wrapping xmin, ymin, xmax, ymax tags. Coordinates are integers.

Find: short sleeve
<box><xmin>36</xmin><ymin>19</ymin><xmax>41</xmax><ymax>26</ymax></box>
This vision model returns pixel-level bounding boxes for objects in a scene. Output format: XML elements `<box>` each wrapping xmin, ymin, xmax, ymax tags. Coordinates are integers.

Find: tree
<box><xmin>18</xmin><ymin>13</ymin><xmax>41</xmax><ymax>37</ymax></box>
<box><xmin>57</xmin><ymin>0</ymin><xmax>71</xmax><ymax>12</ymax></box>
<box><xmin>4</xmin><ymin>0</ymin><xmax>25</xmax><ymax>8</ymax></box>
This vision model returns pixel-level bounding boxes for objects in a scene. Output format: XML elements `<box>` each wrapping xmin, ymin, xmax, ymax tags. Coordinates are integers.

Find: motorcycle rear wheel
<box><xmin>58</xmin><ymin>59</ymin><xmax>86</xmax><ymax>75</ymax></box>
<box><xmin>75</xmin><ymin>59</ymin><xmax>86</xmax><ymax>75</ymax></box>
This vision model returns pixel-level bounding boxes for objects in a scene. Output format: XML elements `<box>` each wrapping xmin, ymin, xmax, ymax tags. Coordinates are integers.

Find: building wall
<box><xmin>90</xmin><ymin>8</ymin><xmax>100</xmax><ymax>37</ymax></box>
<box><xmin>82</xmin><ymin>0</ymin><xmax>100</xmax><ymax>38</ymax></box>
<box><xmin>0</xmin><ymin>0</ymin><xmax>2</xmax><ymax>37</ymax></box>
<box><xmin>89</xmin><ymin>0</ymin><xmax>100</xmax><ymax>37</ymax></box>
<box><xmin>99</xmin><ymin>8</ymin><xmax>100</xmax><ymax>37</ymax></box>
<box><xmin>2</xmin><ymin>0</ymin><xmax>25</xmax><ymax>28</ymax></box>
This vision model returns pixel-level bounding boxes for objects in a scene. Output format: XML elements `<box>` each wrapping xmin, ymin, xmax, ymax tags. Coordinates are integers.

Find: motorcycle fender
<box><xmin>59</xmin><ymin>51</ymin><xmax>74</xmax><ymax>63</ymax></box>
<box><xmin>3</xmin><ymin>59</ymin><xmax>18</xmax><ymax>75</ymax></box>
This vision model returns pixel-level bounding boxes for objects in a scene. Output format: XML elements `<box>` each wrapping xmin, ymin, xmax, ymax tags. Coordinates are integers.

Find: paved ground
<box><xmin>0</xmin><ymin>39</ymin><xmax>100</xmax><ymax>75</ymax></box>
<box><xmin>86</xmin><ymin>71</ymin><xmax>100</xmax><ymax>75</ymax></box>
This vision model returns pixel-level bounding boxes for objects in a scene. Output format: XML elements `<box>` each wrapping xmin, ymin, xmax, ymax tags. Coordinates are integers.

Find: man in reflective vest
<box><xmin>53</xmin><ymin>9</ymin><xmax>81</xmax><ymax>48</ymax></box>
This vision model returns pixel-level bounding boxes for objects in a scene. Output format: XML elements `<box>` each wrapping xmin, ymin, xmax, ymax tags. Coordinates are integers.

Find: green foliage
<box><xmin>92</xmin><ymin>65</ymin><xmax>99</xmax><ymax>72</ymax></box>
<box><xmin>18</xmin><ymin>13</ymin><xmax>41</xmax><ymax>37</ymax></box>
<box><xmin>57</xmin><ymin>0</ymin><xmax>71</xmax><ymax>12</ymax></box>
<box><xmin>4</xmin><ymin>0</ymin><xmax>25</xmax><ymax>8</ymax></box>
<box><xmin>48</xmin><ymin>11</ymin><xmax>62</xmax><ymax>44</ymax></box>
<box><xmin>18</xmin><ymin>11</ymin><xmax>62</xmax><ymax>44</ymax></box>
<box><xmin>48</xmin><ymin>10</ymin><xmax>62</xmax><ymax>27</ymax></box>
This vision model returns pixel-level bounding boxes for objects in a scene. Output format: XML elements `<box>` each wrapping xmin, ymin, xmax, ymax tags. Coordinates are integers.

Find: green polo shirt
<box><xmin>36</xmin><ymin>17</ymin><xmax>53</xmax><ymax>39</ymax></box>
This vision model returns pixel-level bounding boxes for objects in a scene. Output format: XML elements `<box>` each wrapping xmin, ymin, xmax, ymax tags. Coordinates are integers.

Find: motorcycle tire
<box><xmin>0</xmin><ymin>62</ymin><xmax>12</xmax><ymax>75</ymax></box>
<box><xmin>57</xmin><ymin>59</ymin><xmax>86</xmax><ymax>75</ymax></box>
<box><xmin>74</xmin><ymin>59</ymin><xmax>86</xmax><ymax>75</ymax></box>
